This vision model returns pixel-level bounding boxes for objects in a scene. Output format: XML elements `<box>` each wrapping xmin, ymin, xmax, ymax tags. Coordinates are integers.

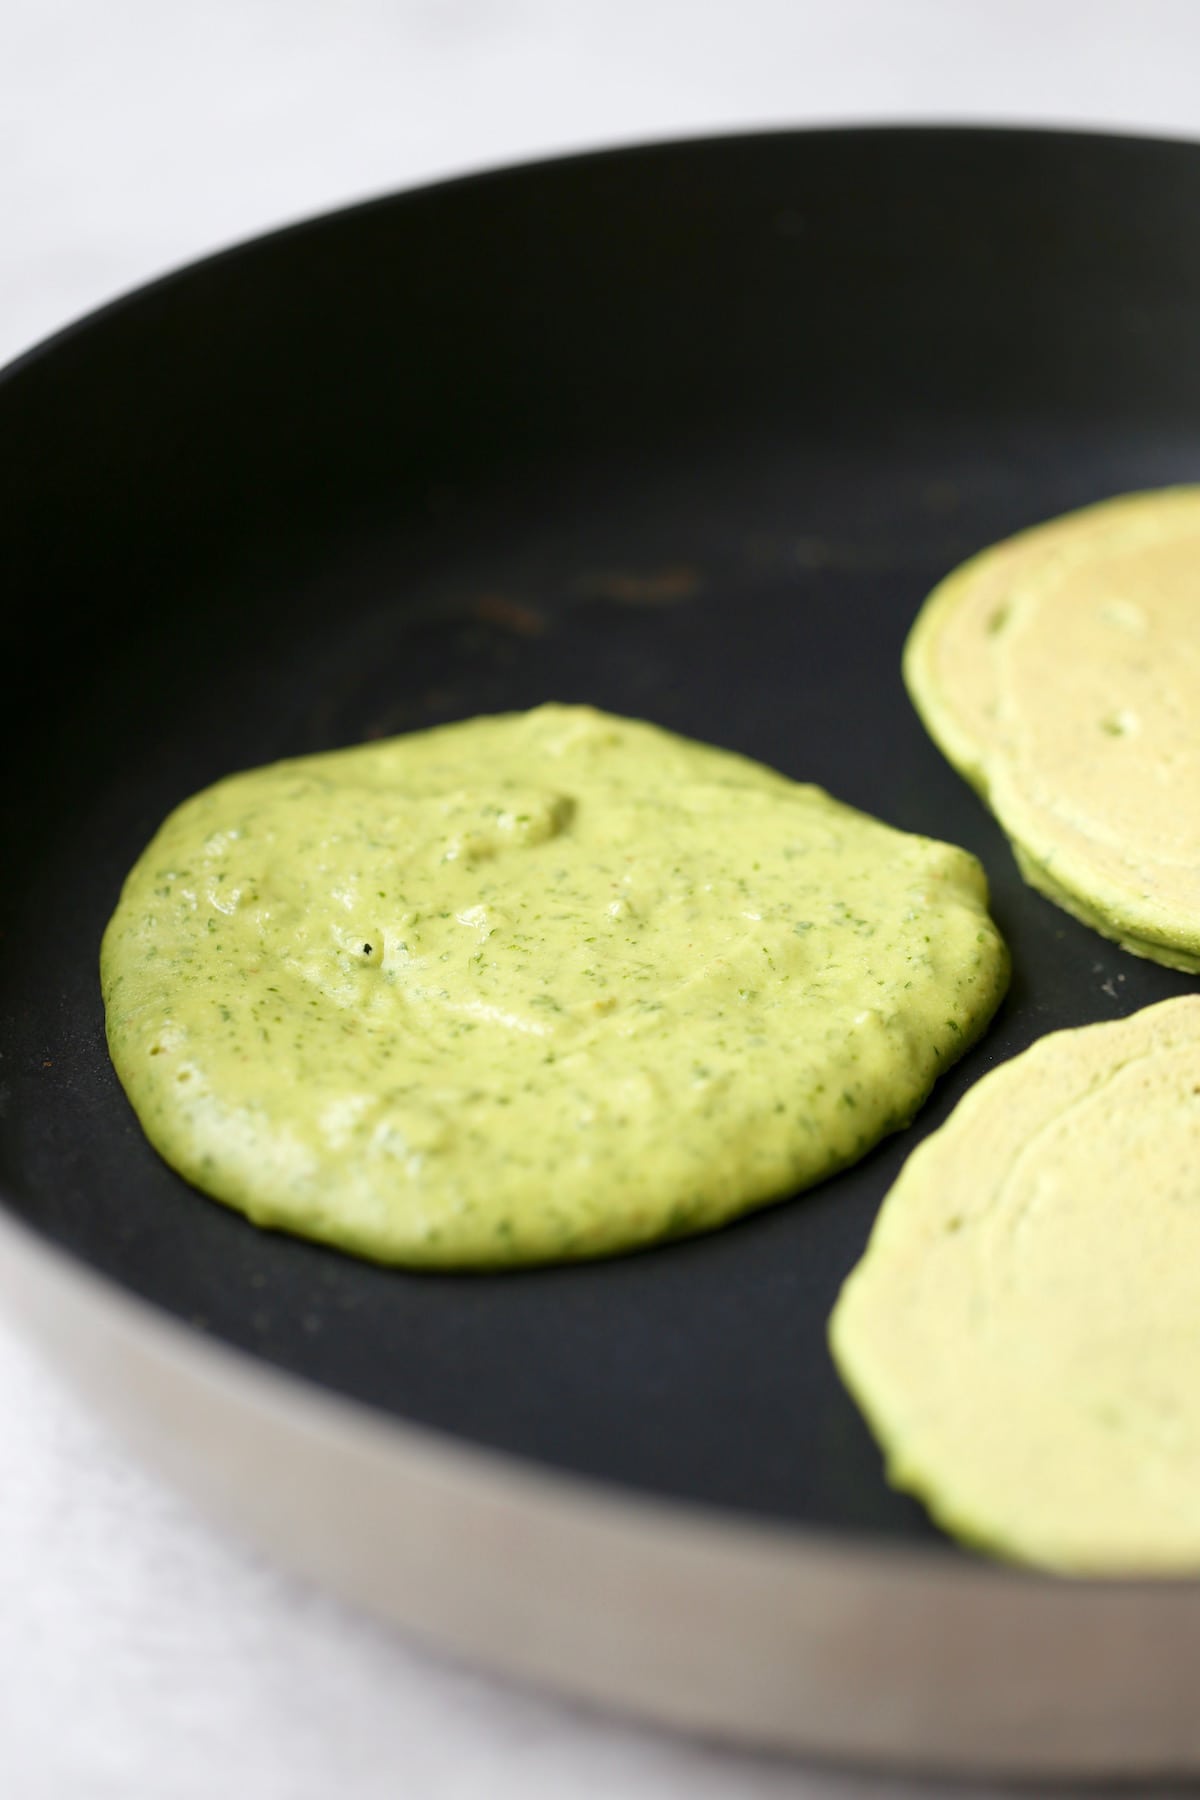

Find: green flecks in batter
<box><xmin>101</xmin><ymin>705</ymin><xmax>1009</xmax><ymax>1267</ymax></box>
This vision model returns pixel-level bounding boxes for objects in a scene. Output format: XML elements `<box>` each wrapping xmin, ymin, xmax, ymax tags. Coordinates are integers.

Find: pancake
<box><xmin>100</xmin><ymin>704</ymin><xmax>1008</xmax><ymax>1268</ymax></box>
<box><xmin>830</xmin><ymin>995</ymin><xmax>1200</xmax><ymax>1573</ymax></box>
<box><xmin>904</xmin><ymin>488</ymin><xmax>1200</xmax><ymax>971</ymax></box>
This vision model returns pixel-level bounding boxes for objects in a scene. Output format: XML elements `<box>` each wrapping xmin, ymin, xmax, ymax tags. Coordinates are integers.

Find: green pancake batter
<box><xmin>101</xmin><ymin>705</ymin><xmax>1008</xmax><ymax>1267</ymax></box>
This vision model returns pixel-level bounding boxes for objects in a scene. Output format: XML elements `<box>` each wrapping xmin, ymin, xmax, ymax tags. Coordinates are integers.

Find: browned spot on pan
<box><xmin>471</xmin><ymin>594</ymin><xmax>548</xmax><ymax>636</ymax></box>
<box><xmin>572</xmin><ymin>563</ymin><xmax>701</xmax><ymax>605</ymax></box>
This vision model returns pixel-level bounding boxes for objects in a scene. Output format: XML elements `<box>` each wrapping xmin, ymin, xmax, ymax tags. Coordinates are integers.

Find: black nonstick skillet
<box><xmin>2</xmin><ymin>127</ymin><xmax>1198</xmax><ymax>1776</ymax></box>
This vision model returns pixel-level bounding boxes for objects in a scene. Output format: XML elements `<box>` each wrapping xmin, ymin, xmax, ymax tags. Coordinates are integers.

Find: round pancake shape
<box><xmin>831</xmin><ymin>995</ymin><xmax>1200</xmax><ymax>1574</ymax></box>
<box><xmin>904</xmin><ymin>488</ymin><xmax>1200</xmax><ymax>972</ymax></box>
<box><xmin>101</xmin><ymin>705</ymin><xmax>1009</xmax><ymax>1269</ymax></box>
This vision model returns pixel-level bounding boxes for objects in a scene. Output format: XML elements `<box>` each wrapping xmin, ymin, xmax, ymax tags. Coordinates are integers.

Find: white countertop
<box><xmin>4</xmin><ymin>2</ymin><xmax>1198</xmax><ymax>1793</ymax></box>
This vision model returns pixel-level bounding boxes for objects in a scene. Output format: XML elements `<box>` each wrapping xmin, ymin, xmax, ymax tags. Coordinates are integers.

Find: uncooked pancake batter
<box><xmin>102</xmin><ymin>705</ymin><xmax>1008</xmax><ymax>1267</ymax></box>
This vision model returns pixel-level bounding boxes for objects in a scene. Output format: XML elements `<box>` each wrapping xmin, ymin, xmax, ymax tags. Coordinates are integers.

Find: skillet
<box><xmin>2</xmin><ymin>126</ymin><xmax>1199</xmax><ymax>1776</ymax></box>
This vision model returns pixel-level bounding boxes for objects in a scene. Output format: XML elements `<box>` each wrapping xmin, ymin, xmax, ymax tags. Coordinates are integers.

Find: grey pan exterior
<box><xmin>2</xmin><ymin>1205</ymin><xmax>1199</xmax><ymax>1779</ymax></box>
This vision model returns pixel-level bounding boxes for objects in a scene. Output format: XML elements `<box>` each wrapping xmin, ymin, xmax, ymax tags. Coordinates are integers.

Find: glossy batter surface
<box><xmin>101</xmin><ymin>705</ymin><xmax>1008</xmax><ymax>1267</ymax></box>
<box><xmin>904</xmin><ymin>488</ymin><xmax>1200</xmax><ymax>971</ymax></box>
<box><xmin>831</xmin><ymin>996</ymin><xmax>1200</xmax><ymax>1573</ymax></box>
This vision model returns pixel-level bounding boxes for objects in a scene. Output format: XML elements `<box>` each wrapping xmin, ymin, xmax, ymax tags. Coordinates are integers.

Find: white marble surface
<box><xmin>5</xmin><ymin>2</ymin><xmax>1200</xmax><ymax>1793</ymax></box>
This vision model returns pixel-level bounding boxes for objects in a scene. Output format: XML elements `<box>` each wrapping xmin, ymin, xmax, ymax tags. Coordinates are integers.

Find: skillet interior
<box><xmin>1</xmin><ymin>126</ymin><xmax>1196</xmax><ymax>1549</ymax></box>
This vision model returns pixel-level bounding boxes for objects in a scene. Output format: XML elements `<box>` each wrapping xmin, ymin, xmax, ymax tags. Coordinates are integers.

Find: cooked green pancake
<box><xmin>831</xmin><ymin>995</ymin><xmax>1200</xmax><ymax>1574</ymax></box>
<box><xmin>101</xmin><ymin>704</ymin><xmax>1008</xmax><ymax>1269</ymax></box>
<box><xmin>904</xmin><ymin>488</ymin><xmax>1200</xmax><ymax>972</ymax></box>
